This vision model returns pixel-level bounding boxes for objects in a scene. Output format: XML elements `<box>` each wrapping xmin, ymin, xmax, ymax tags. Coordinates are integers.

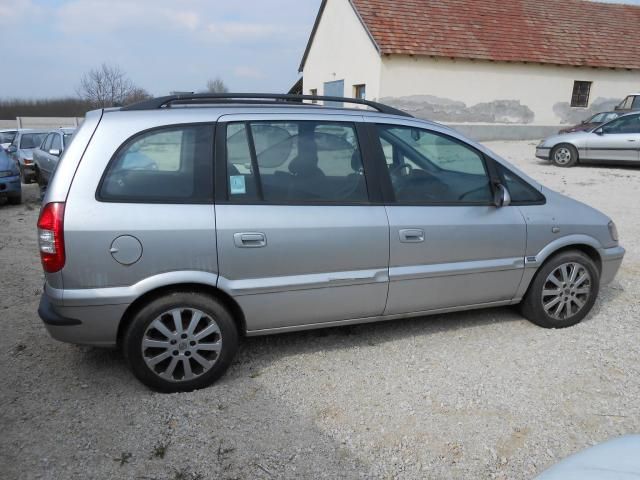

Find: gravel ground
<box><xmin>1</xmin><ymin>142</ymin><xmax>639</xmax><ymax>480</ymax></box>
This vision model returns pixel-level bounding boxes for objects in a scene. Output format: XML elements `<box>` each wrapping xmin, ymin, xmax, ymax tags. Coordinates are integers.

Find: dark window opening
<box><xmin>571</xmin><ymin>81</ymin><xmax>592</xmax><ymax>108</ymax></box>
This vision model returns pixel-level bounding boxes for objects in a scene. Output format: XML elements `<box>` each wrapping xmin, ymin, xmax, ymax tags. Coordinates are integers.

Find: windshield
<box><xmin>20</xmin><ymin>133</ymin><xmax>47</xmax><ymax>149</ymax></box>
<box><xmin>590</xmin><ymin>113</ymin><xmax>605</xmax><ymax>123</ymax></box>
<box><xmin>0</xmin><ymin>131</ymin><xmax>16</xmax><ymax>144</ymax></box>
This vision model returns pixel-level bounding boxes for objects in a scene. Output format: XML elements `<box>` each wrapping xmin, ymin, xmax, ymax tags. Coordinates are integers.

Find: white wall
<box><xmin>380</xmin><ymin>56</ymin><xmax>640</xmax><ymax>124</ymax></box>
<box><xmin>302</xmin><ymin>0</ymin><xmax>381</xmax><ymax>101</ymax></box>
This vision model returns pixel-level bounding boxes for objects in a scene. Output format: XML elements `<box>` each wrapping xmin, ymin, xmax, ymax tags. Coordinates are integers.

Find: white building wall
<box><xmin>380</xmin><ymin>56</ymin><xmax>640</xmax><ymax>124</ymax></box>
<box><xmin>302</xmin><ymin>0</ymin><xmax>381</xmax><ymax>101</ymax></box>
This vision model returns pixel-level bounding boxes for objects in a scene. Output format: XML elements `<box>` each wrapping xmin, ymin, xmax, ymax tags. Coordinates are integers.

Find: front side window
<box><xmin>63</xmin><ymin>133</ymin><xmax>73</xmax><ymax>146</ymax></box>
<box><xmin>632</xmin><ymin>96</ymin><xmax>640</xmax><ymax>109</ymax></box>
<box><xmin>99</xmin><ymin>125</ymin><xmax>213</xmax><ymax>203</ymax></box>
<box><xmin>50</xmin><ymin>134</ymin><xmax>62</xmax><ymax>151</ymax></box>
<box><xmin>496</xmin><ymin>164</ymin><xmax>544</xmax><ymax>204</ymax></box>
<box><xmin>226</xmin><ymin>121</ymin><xmax>367</xmax><ymax>203</ymax></box>
<box><xmin>601</xmin><ymin>114</ymin><xmax>640</xmax><ymax>134</ymax></box>
<box><xmin>571</xmin><ymin>81</ymin><xmax>592</xmax><ymax>108</ymax></box>
<box><xmin>376</xmin><ymin>125</ymin><xmax>493</xmax><ymax>204</ymax></box>
<box><xmin>42</xmin><ymin>134</ymin><xmax>54</xmax><ymax>151</ymax></box>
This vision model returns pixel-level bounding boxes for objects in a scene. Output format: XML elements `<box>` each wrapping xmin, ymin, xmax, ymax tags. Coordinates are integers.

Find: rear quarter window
<box><xmin>98</xmin><ymin>125</ymin><xmax>214</xmax><ymax>203</ymax></box>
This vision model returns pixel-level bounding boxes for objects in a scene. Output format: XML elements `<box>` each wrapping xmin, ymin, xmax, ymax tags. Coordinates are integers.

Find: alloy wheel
<box><xmin>541</xmin><ymin>262</ymin><xmax>592</xmax><ymax>321</ymax></box>
<box><xmin>142</xmin><ymin>308</ymin><xmax>222</xmax><ymax>382</ymax></box>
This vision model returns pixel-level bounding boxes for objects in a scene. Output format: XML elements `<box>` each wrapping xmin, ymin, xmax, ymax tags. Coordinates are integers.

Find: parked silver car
<box><xmin>537</xmin><ymin>112</ymin><xmax>640</xmax><ymax>167</ymax></box>
<box><xmin>7</xmin><ymin>129</ymin><xmax>48</xmax><ymax>183</ymax></box>
<box><xmin>37</xmin><ymin>94</ymin><xmax>624</xmax><ymax>392</ymax></box>
<box><xmin>32</xmin><ymin>128</ymin><xmax>76</xmax><ymax>189</ymax></box>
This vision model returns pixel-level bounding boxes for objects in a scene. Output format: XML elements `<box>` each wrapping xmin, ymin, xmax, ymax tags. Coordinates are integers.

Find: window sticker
<box><xmin>229</xmin><ymin>175</ymin><xmax>247</xmax><ymax>195</ymax></box>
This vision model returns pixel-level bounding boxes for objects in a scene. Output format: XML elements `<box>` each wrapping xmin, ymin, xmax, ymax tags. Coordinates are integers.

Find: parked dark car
<box><xmin>559</xmin><ymin>111</ymin><xmax>621</xmax><ymax>134</ymax></box>
<box><xmin>0</xmin><ymin>147</ymin><xmax>21</xmax><ymax>205</ymax></box>
<box><xmin>615</xmin><ymin>93</ymin><xmax>640</xmax><ymax>113</ymax></box>
<box><xmin>7</xmin><ymin>129</ymin><xmax>48</xmax><ymax>183</ymax></box>
<box><xmin>33</xmin><ymin>128</ymin><xmax>76</xmax><ymax>189</ymax></box>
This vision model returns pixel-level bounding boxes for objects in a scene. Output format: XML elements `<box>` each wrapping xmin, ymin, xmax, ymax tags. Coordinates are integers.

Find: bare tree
<box><xmin>206</xmin><ymin>77</ymin><xmax>229</xmax><ymax>94</ymax></box>
<box><xmin>124</xmin><ymin>87</ymin><xmax>152</xmax><ymax>106</ymax></box>
<box><xmin>77</xmin><ymin>63</ymin><xmax>141</xmax><ymax>108</ymax></box>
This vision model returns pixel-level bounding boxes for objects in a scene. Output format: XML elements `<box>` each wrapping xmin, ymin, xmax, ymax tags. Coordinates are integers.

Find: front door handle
<box><xmin>399</xmin><ymin>229</ymin><xmax>425</xmax><ymax>243</ymax></box>
<box><xmin>233</xmin><ymin>232</ymin><xmax>267</xmax><ymax>248</ymax></box>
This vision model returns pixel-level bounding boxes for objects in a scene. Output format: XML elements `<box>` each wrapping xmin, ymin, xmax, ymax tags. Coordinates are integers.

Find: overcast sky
<box><xmin>0</xmin><ymin>0</ymin><xmax>638</xmax><ymax>99</ymax></box>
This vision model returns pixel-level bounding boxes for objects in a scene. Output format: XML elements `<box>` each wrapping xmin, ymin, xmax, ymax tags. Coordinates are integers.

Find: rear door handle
<box><xmin>399</xmin><ymin>229</ymin><xmax>425</xmax><ymax>243</ymax></box>
<box><xmin>234</xmin><ymin>232</ymin><xmax>267</xmax><ymax>248</ymax></box>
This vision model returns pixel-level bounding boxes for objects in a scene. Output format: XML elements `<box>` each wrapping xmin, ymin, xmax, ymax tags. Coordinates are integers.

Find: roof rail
<box><xmin>120</xmin><ymin>93</ymin><xmax>413</xmax><ymax>118</ymax></box>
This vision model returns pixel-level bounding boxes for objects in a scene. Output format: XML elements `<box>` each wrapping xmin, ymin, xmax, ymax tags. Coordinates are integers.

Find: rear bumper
<box><xmin>535</xmin><ymin>147</ymin><xmax>550</xmax><ymax>160</ymax></box>
<box><xmin>600</xmin><ymin>245</ymin><xmax>625</xmax><ymax>285</ymax></box>
<box><xmin>0</xmin><ymin>175</ymin><xmax>21</xmax><ymax>195</ymax></box>
<box><xmin>38</xmin><ymin>287</ymin><xmax>126</xmax><ymax>347</ymax></box>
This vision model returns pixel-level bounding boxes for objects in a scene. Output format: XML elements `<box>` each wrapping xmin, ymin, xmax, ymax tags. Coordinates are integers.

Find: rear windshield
<box><xmin>20</xmin><ymin>133</ymin><xmax>47</xmax><ymax>149</ymax></box>
<box><xmin>0</xmin><ymin>131</ymin><xmax>16</xmax><ymax>144</ymax></box>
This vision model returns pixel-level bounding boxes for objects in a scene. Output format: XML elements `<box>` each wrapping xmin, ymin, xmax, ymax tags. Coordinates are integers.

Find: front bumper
<box><xmin>535</xmin><ymin>147</ymin><xmax>550</xmax><ymax>160</ymax></box>
<box><xmin>38</xmin><ymin>287</ymin><xmax>126</xmax><ymax>347</ymax></box>
<box><xmin>600</xmin><ymin>245</ymin><xmax>625</xmax><ymax>285</ymax></box>
<box><xmin>0</xmin><ymin>175</ymin><xmax>21</xmax><ymax>196</ymax></box>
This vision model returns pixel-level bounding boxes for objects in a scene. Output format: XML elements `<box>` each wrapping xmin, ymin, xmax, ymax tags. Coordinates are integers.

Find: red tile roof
<box><xmin>301</xmin><ymin>0</ymin><xmax>640</xmax><ymax>71</ymax></box>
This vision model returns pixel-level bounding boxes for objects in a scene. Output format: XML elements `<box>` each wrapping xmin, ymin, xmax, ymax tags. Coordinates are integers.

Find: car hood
<box><xmin>539</xmin><ymin>131</ymin><xmax>591</xmax><ymax>148</ymax></box>
<box><xmin>559</xmin><ymin>123</ymin><xmax>597</xmax><ymax>134</ymax></box>
<box><xmin>19</xmin><ymin>148</ymin><xmax>35</xmax><ymax>159</ymax></box>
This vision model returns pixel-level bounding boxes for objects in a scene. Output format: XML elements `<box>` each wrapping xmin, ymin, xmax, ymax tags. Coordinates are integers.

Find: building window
<box><xmin>353</xmin><ymin>84</ymin><xmax>366</xmax><ymax>100</ymax></box>
<box><xmin>571</xmin><ymin>81</ymin><xmax>592</xmax><ymax>108</ymax></box>
<box><xmin>309</xmin><ymin>88</ymin><xmax>318</xmax><ymax>104</ymax></box>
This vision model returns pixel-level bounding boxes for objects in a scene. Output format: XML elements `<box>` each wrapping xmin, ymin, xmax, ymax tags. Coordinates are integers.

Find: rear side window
<box><xmin>99</xmin><ymin>125</ymin><xmax>213</xmax><ymax>203</ymax></box>
<box><xmin>226</xmin><ymin>121</ymin><xmax>368</xmax><ymax>203</ymax></box>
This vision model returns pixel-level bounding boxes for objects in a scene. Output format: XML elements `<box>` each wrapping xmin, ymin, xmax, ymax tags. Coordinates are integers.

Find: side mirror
<box><xmin>49</xmin><ymin>149</ymin><xmax>61</xmax><ymax>156</ymax></box>
<box><xmin>594</xmin><ymin>128</ymin><xmax>604</xmax><ymax>135</ymax></box>
<box><xmin>494</xmin><ymin>183</ymin><xmax>511</xmax><ymax>208</ymax></box>
<box><xmin>7</xmin><ymin>145</ymin><xmax>17</xmax><ymax>154</ymax></box>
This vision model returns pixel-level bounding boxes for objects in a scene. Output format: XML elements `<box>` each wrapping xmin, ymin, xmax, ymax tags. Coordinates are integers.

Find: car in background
<box><xmin>6</xmin><ymin>129</ymin><xmax>48</xmax><ymax>183</ymax></box>
<box><xmin>615</xmin><ymin>93</ymin><xmax>640</xmax><ymax>113</ymax></box>
<box><xmin>33</xmin><ymin>128</ymin><xmax>76</xmax><ymax>189</ymax></box>
<box><xmin>0</xmin><ymin>147</ymin><xmax>21</xmax><ymax>205</ymax></box>
<box><xmin>536</xmin><ymin>111</ymin><xmax>640</xmax><ymax>167</ymax></box>
<box><xmin>0</xmin><ymin>129</ymin><xmax>17</xmax><ymax>151</ymax></box>
<box><xmin>558</xmin><ymin>111</ymin><xmax>621</xmax><ymax>134</ymax></box>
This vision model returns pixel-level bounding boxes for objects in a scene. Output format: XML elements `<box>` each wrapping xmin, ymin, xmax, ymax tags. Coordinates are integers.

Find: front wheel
<box><xmin>123</xmin><ymin>292</ymin><xmax>239</xmax><ymax>392</ymax></box>
<box><xmin>520</xmin><ymin>250</ymin><xmax>599</xmax><ymax>328</ymax></box>
<box><xmin>550</xmin><ymin>144</ymin><xmax>578</xmax><ymax>167</ymax></box>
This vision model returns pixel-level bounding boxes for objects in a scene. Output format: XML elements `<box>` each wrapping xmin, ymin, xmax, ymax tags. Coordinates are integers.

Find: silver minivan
<box><xmin>37</xmin><ymin>94</ymin><xmax>625</xmax><ymax>392</ymax></box>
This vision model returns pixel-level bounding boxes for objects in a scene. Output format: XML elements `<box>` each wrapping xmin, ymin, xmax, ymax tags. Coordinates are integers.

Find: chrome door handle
<box><xmin>233</xmin><ymin>232</ymin><xmax>267</xmax><ymax>248</ymax></box>
<box><xmin>399</xmin><ymin>229</ymin><xmax>425</xmax><ymax>243</ymax></box>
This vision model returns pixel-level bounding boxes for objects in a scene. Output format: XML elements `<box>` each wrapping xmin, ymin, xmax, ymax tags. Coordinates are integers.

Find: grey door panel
<box><xmin>215</xmin><ymin>204</ymin><xmax>390</xmax><ymax>330</ymax></box>
<box><xmin>384</xmin><ymin>205</ymin><xmax>527</xmax><ymax>314</ymax></box>
<box><xmin>586</xmin><ymin>133</ymin><xmax>639</xmax><ymax>162</ymax></box>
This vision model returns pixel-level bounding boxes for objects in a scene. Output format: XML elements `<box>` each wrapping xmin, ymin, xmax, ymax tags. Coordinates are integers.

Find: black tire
<box><xmin>550</xmin><ymin>144</ymin><xmax>578</xmax><ymax>167</ymax></box>
<box><xmin>520</xmin><ymin>250</ymin><xmax>599</xmax><ymax>329</ymax></box>
<box><xmin>123</xmin><ymin>292</ymin><xmax>239</xmax><ymax>392</ymax></box>
<box><xmin>7</xmin><ymin>194</ymin><xmax>22</xmax><ymax>205</ymax></box>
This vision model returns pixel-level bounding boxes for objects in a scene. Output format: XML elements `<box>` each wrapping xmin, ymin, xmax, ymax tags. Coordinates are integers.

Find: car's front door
<box><xmin>367</xmin><ymin>120</ymin><xmax>527</xmax><ymax>315</ymax></box>
<box><xmin>214</xmin><ymin>114</ymin><xmax>390</xmax><ymax>333</ymax></box>
<box><xmin>586</xmin><ymin>113</ymin><xmax>640</xmax><ymax>162</ymax></box>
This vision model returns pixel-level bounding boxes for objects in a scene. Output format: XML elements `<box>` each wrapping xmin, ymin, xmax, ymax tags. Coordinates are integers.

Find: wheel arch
<box><xmin>116</xmin><ymin>283</ymin><xmax>247</xmax><ymax>346</ymax></box>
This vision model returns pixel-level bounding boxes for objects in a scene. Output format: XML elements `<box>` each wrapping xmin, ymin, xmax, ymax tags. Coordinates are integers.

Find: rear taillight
<box><xmin>38</xmin><ymin>202</ymin><xmax>65</xmax><ymax>273</ymax></box>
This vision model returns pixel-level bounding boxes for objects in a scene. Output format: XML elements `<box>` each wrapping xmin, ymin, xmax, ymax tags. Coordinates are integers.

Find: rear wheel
<box><xmin>550</xmin><ymin>144</ymin><xmax>578</xmax><ymax>167</ymax></box>
<box><xmin>520</xmin><ymin>250</ymin><xmax>599</xmax><ymax>328</ymax></box>
<box><xmin>123</xmin><ymin>292</ymin><xmax>239</xmax><ymax>392</ymax></box>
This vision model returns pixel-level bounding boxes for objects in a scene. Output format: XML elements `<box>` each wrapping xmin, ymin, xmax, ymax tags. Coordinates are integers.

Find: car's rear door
<box><xmin>365</xmin><ymin>118</ymin><xmax>527</xmax><ymax>315</ymax></box>
<box><xmin>214</xmin><ymin>113</ymin><xmax>390</xmax><ymax>333</ymax></box>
